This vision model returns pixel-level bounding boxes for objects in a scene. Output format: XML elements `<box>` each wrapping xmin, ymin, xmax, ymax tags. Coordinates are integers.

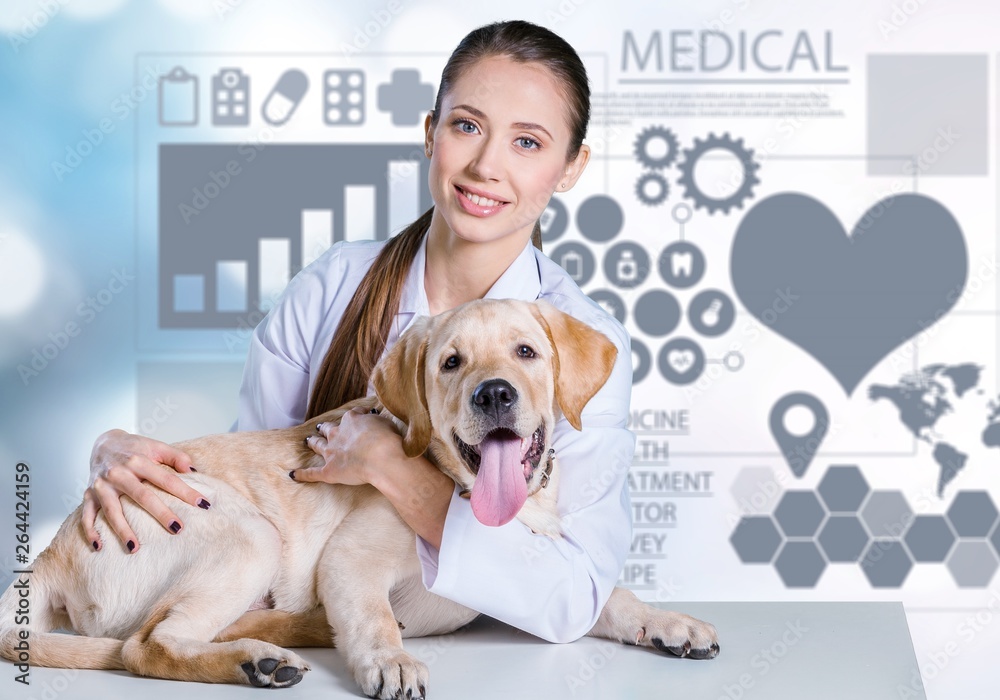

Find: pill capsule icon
<box><xmin>262</xmin><ymin>69</ymin><xmax>308</xmax><ymax>126</ymax></box>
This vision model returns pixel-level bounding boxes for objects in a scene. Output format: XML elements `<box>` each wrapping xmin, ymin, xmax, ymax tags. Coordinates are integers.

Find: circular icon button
<box><xmin>634</xmin><ymin>290</ymin><xmax>681</xmax><ymax>337</ymax></box>
<box><xmin>688</xmin><ymin>289</ymin><xmax>735</xmax><ymax>336</ymax></box>
<box><xmin>658</xmin><ymin>241</ymin><xmax>706</xmax><ymax>289</ymax></box>
<box><xmin>588</xmin><ymin>289</ymin><xmax>627</xmax><ymax>324</ymax></box>
<box><xmin>550</xmin><ymin>242</ymin><xmax>595</xmax><ymax>287</ymax></box>
<box><xmin>657</xmin><ymin>337</ymin><xmax>705</xmax><ymax>385</ymax></box>
<box><xmin>540</xmin><ymin>197</ymin><xmax>569</xmax><ymax>243</ymax></box>
<box><xmin>604</xmin><ymin>242</ymin><xmax>650</xmax><ymax>290</ymax></box>
<box><xmin>632</xmin><ymin>338</ymin><xmax>652</xmax><ymax>384</ymax></box>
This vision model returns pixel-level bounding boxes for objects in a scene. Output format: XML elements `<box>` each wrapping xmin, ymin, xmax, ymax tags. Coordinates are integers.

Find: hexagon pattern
<box><xmin>728</xmin><ymin>464</ymin><xmax>1000</xmax><ymax>590</ymax></box>
<box><xmin>946</xmin><ymin>491</ymin><xmax>999</xmax><ymax>538</ymax></box>
<box><xmin>946</xmin><ymin>541</ymin><xmax>999</xmax><ymax>587</ymax></box>
<box><xmin>818</xmin><ymin>465</ymin><xmax>870</xmax><ymax>513</ymax></box>
<box><xmin>774</xmin><ymin>541</ymin><xmax>826</xmax><ymax>587</ymax></box>
<box><xmin>861</xmin><ymin>539</ymin><xmax>913</xmax><ymax>588</ymax></box>
<box><xmin>861</xmin><ymin>491</ymin><xmax>913</xmax><ymax>538</ymax></box>
<box><xmin>730</xmin><ymin>516</ymin><xmax>784</xmax><ymax>563</ymax></box>
<box><xmin>904</xmin><ymin>515</ymin><xmax>956</xmax><ymax>563</ymax></box>
<box><xmin>818</xmin><ymin>515</ymin><xmax>870</xmax><ymax>562</ymax></box>
<box><xmin>774</xmin><ymin>491</ymin><xmax>827</xmax><ymax>537</ymax></box>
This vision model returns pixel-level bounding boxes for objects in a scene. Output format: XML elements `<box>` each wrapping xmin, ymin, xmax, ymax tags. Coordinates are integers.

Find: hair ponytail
<box><xmin>305</xmin><ymin>208</ymin><xmax>433</xmax><ymax>419</ymax></box>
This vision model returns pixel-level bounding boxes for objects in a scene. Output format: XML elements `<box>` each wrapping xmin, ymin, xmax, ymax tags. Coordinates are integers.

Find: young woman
<box><xmin>84</xmin><ymin>20</ymin><xmax>635</xmax><ymax>644</ymax></box>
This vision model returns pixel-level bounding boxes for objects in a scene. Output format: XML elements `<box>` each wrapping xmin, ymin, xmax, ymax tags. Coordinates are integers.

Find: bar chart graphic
<box><xmin>158</xmin><ymin>144</ymin><xmax>431</xmax><ymax>328</ymax></box>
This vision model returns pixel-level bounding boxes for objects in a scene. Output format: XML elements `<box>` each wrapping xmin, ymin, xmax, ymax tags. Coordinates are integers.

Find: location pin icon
<box><xmin>769</xmin><ymin>392</ymin><xmax>829</xmax><ymax>477</ymax></box>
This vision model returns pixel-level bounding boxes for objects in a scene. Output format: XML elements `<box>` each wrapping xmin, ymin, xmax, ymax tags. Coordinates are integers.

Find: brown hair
<box><xmin>305</xmin><ymin>20</ymin><xmax>591</xmax><ymax>419</ymax></box>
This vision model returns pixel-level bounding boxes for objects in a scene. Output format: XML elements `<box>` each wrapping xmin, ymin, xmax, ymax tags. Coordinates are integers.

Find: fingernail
<box><xmin>288</xmin><ymin>470</ymin><xmax>296</xmax><ymax>481</ymax></box>
<box><xmin>92</xmin><ymin>541</ymin><xmax>99</xmax><ymax>551</ymax></box>
<box><xmin>189</xmin><ymin>467</ymin><xmax>198</xmax><ymax>472</ymax></box>
<box><xmin>198</xmin><ymin>499</ymin><xmax>211</xmax><ymax>510</ymax></box>
<box><xmin>304</xmin><ymin>435</ymin><xmax>311</xmax><ymax>446</ymax></box>
<box><xmin>127</xmin><ymin>540</ymin><xmax>135</xmax><ymax>552</ymax></box>
<box><xmin>316</xmin><ymin>423</ymin><xmax>324</xmax><ymax>432</ymax></box>
<box><xmin>169</xmin><ymin>521</ymin><xmax>181</xmax><ymax>533</ymax></box>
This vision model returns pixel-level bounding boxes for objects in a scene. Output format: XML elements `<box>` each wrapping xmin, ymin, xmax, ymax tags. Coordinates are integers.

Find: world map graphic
<box><xmin>868</xmin><ymin>363</ymin><xmax>1000</xmax><ymax>497</ymax></box>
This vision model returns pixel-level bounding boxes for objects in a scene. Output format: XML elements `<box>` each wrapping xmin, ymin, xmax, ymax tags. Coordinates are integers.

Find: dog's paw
<box><xmin>630</xmin><ymin>611</ymin><xmax>720</xmax><ymax>660</ymax></box>
<box><xmin>240</xmin><ymin>648</ymin><xmax>310</xmax><ymax>688</ymax></box>
<box><xmin>353</xmin><ymin>648</ymin><xmax>428</xmax><ymax>700</ymax></box>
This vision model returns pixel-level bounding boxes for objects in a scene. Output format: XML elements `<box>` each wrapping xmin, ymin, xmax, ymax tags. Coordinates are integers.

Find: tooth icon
<box><xmin>671</xmin><ymin>251</ymin><xmax>693</xmax><ymax>278</ymax></box>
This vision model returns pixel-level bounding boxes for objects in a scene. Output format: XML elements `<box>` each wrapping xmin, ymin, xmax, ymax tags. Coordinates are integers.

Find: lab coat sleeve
<box><xmin>236</xmin><ymin>244</ymin><xmax>346</xmax><ymax>431</ymax></box>
<box><xmin>414</xmin><ymin>311</ymin><xmax>635</xmax><ymax>643</ymax></box>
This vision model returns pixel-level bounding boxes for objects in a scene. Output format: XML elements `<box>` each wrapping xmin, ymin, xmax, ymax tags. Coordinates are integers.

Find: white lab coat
<box><xmin>236</xmin><ymin>233</ymin><xmax>636</xmax><ymax>643</ymax></box>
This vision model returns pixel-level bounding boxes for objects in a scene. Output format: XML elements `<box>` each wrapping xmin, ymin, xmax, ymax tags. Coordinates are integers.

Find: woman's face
<box><xmin>424</xmin><ymin>55</ymin><xmax>590</xmax><ymax>247</ymax></box>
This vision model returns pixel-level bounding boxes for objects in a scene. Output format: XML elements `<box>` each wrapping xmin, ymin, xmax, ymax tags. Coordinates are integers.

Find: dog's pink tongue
<box><xmin>470</xmin><ymin>433</ymin><xmax>527</xmax><ymax>527</ymax></box>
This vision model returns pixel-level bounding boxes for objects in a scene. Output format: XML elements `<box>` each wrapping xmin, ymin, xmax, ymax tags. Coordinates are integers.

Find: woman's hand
<box><xmin>292</xmin><ymin>407</ymin><xmax>401</xmax><ymax>486</ymax></box>
<box><xmin>292</xmin><ymin>406</ymin><xmax>453</xmax><ymax>548</ymax></box>
<box><xmin>83</xmin><ymin>429</ymin><xmax>209</xmax><ymax>553</ymax></box>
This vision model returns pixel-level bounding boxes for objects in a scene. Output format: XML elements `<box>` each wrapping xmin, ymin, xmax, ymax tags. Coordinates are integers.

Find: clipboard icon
<box><xmin>159</xmin><ymin>66</ymin><xmax>199</xmax><ymax>126</ymax></box>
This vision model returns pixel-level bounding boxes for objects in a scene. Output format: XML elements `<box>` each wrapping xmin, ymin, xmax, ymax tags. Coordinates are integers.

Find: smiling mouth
<box><xmin>455</xmin><ymin>185</ymin><xmax>509</xmax><ymax>208</ymax></box>
<box><xmin>455</xmin><ymin>426</ymin><xmax>545</xmax><ymax>479</ymax></box>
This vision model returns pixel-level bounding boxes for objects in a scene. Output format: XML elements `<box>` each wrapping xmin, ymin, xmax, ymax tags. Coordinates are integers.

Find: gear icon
<box><xmin>635</xmin><ymin>171</ymin><xmax>669</xmax><ymax>206</ymax></box>
<box><xmin>677</xmin><ymin>133</ymin><xmax>761</xmax><ymax>215</ymax></box>
<box><xmin>633</xmin><ymin>126</ymin><xmax>680</xmax><ymax>169</ymax></box>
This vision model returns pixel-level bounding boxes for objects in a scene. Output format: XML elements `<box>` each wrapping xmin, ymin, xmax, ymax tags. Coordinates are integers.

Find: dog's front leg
<box><xmin>319</xmin><ymin>504</ymin><xmax>429</xmax><ymax>700</ymax></box>
<box><xmin>588</xmin><ymin>587</ymin><xmax>720</xmax><ymax>659</ymax></box>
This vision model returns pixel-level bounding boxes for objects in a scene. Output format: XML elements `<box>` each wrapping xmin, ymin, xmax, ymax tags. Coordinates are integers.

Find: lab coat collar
<box><xmin>398</xmin><ymin>235</ymin><xmax>541</xmax><ymax>317</ymax></box>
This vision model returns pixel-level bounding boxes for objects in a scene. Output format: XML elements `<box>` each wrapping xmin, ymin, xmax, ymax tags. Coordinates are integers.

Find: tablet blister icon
<box><xmin>262</xmin><ymin>69</ymin><xmax>309</xmax><ymax>126</ymax></box>
<box><xmin>324</xmin><ymin>69</ymin><xmax>365</xmax><ymax>126</ymax></box>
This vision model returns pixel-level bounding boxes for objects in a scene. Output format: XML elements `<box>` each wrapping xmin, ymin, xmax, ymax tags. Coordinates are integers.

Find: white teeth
<box><xmin>461</xmin><ymin>187</ymin><xmax>500</xmax><ymax>207</ymax></box>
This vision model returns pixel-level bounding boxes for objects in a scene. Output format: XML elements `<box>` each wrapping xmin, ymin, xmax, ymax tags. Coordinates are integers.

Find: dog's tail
<box><xmin>0</xmin><ymin>546</ymin><xmax>124</xmax><ymax>670</ymax></box>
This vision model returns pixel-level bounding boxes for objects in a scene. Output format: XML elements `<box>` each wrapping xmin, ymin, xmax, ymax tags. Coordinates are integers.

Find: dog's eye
<box><xmin>443</xmin><ymin>354</ymin><xmax>461</xmax><ymax>370</ymax></box>
<box><xmin>517</xmin><ymin>345</ymin><xmax>536</xmax><ymax>359</ymax></box>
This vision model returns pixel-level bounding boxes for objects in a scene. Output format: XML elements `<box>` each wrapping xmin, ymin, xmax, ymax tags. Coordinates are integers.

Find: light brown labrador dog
<box><xmin>0</xmin><ymin>299</ymin><xmax>719</xmax><ymax>698</ymax></box>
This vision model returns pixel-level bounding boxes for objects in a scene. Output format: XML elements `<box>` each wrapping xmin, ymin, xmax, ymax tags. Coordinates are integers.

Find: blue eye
<box><xmin>453</xmin><ymin>118</ymin><xmax>478</xmax><ymax>134</ymax></box>
<box><xmin>516</xmin><ymin>136</ymin><xmax>541</xmax><ymax>150</ymax></box>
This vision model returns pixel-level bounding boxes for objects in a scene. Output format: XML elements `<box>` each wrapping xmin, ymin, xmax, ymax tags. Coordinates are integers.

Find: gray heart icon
<box><xmin>731</xmin><ymin>193</ymin><xmax>967</xmax><ymax>394</ymax></box>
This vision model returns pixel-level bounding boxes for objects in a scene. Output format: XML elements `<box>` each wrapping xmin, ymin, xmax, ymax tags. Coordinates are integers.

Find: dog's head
<box><xmin>372</xmin><ymin>299</ymin><xmax>617</xmax><ymax>527</ymax></box>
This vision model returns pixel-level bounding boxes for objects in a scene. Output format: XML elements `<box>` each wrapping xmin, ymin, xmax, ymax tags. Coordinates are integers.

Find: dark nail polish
<box><xmin>127</xmin><ymin>540</ymin><xmax>135</xmax><ymax>552</ymax></box>
<box><xmin>92</xmin><ymin>541</ymin><xmax>99</xmax><ymax>551</ymax></box>
<box><xmin>198</xmin><ymin>499</ymin><xmax>211</xmax><ymax>510</ymax></box>
<box><xmin>288</xmin><ymin>470</ymin><xmax>296</xmax><ymax>481</ymax></box>
<box><xmin>169</xmin><ymin>521</ymin><xmax>181</xmax><ymax>533</ymax></box>
<box><xmin>189</xmin><ymin>467</ymin><xmax>198</xmax><ymax>472</ymax></box>
<box><xmin>316</xmin><ymin>423</ymin><xmax>324</xmax><ymax>432</ymax></box>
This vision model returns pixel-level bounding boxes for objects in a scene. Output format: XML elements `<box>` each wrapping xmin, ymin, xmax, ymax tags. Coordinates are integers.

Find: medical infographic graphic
<box><xmin>128</xmin><ymin>32</ymin><xmax>998</xmax><ymax>607</ymax></box>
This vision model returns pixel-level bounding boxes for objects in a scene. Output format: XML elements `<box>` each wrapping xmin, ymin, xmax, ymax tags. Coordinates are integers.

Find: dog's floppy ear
<box><xmin>531</xmin><ymin>300</ymin><xmax>618</xmax><ymax>431</ymax></box>
<box><xmin>372</xmin><ymin>316</ymin><xmax>433</xmax><ymax>457</ymax></box>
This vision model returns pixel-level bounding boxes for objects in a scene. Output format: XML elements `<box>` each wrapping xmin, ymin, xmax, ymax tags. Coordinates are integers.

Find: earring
<box><xmin>425</xmin><ymin>146</ymin><xmax>433</xmax><ymax>157</ymax></box>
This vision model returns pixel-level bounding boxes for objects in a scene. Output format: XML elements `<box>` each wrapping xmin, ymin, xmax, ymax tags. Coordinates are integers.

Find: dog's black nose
<box><xmin>473</xmin><ymin>379</ymin><xmax>518</xmax><ymax>419</ymax></box>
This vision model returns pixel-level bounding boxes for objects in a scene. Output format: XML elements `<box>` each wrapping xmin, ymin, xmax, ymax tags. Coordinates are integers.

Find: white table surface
<box><xmin>4</xmin><ymin>602</ymin><xmax>924</xmax><ymax>700</ymax></box>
